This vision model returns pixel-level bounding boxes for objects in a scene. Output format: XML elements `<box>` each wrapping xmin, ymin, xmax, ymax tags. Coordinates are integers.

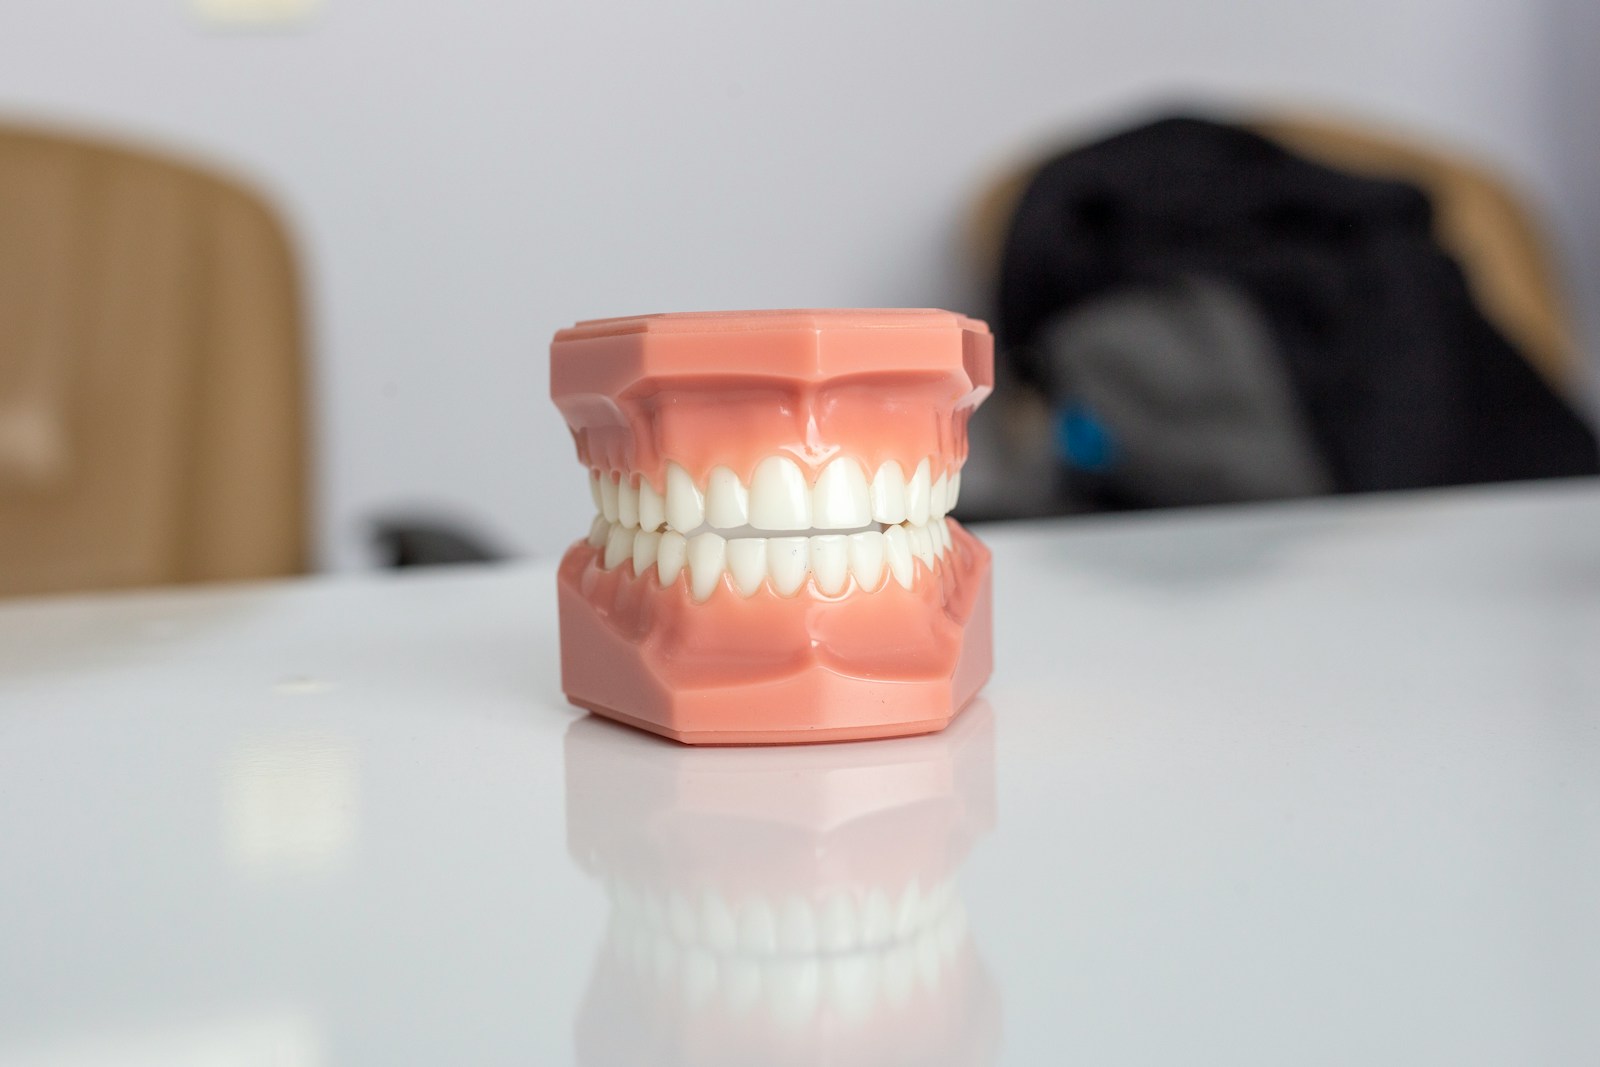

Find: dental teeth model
<box><xmin>551</xmin><ymin>310</ymin><xmax>995</xmax><ymax>744</ymax></box>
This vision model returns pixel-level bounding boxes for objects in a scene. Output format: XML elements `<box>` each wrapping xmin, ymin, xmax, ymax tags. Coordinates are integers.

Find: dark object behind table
<box><xmin>993</xmin><ymin>115</ymin><xmax>1599</xmax><ymax>511</ymax></box>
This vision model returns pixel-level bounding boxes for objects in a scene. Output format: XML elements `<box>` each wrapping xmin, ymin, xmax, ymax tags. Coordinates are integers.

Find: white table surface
<box><xmin>2</xmin><ymin>479</ymin><xmax>1598</xmax><ymax>1066</ymax></box>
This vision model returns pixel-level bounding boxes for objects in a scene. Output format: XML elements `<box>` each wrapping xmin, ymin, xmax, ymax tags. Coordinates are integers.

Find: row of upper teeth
<box><xmin>606</xmin><ymin>877</ymin><xmax>960</xmax><ymax>956</ymax></box>
<box><xmin>589</xmin><ymin>457</ymin><xmax>961</xmax><ymax>534</ymax></box>
<box><xmin>606</xmin><ymin>902</ymin><xmax>970</xmax><ymax>1024</ymax></box>
<box><xmin>586</xmin><ymin>516</ymin><xmax>956</xmax><ymax>600</ymax></box>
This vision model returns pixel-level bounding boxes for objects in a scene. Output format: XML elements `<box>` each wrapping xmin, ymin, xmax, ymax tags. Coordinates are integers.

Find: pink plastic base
<box><xmin>557</xmin><ymin>521</ymin><xmax>993</xmax><ymax>746</ymax></box>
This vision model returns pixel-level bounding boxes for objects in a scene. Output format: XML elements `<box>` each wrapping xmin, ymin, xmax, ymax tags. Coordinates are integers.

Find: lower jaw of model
<box><xmin>551</xmin><ymin>310</ymin><xmax>994</xmax><ymax>745</ymax></box>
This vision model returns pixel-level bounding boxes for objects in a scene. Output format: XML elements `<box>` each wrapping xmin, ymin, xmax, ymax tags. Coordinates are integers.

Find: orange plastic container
<box><xmin>550</xmin><ymin>309</ymin><xmax>994</xmax><ymax>744</ymax></box>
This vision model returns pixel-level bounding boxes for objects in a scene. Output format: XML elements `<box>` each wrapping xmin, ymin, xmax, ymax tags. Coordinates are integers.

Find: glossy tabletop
<box><xmin>2</xmin><ymin>480</ymin><xmax>1598</xmax><ymax>1065</ymax></box>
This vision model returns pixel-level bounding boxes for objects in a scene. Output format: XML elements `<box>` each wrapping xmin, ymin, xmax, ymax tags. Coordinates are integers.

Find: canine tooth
<box><xmin>935</xmin><ymin>517</ymin><xmax>952</xmax><ymax>555</ymax></box>
<box><xmin>632</xmin><ymin>529</ymin><xmax>661</xmax><ymax>576</ymax></box>
<box><xmin>767</xmin><ymin>536</ymin><xmax>809</xmax><ymax>597</ymax></box>
<box><xmin>749</xmin><ymin>456</ymin><xmax>812</xmax><ymax>530</ymax></box>
<box><xmin>738</xmin><ymin>897</ymin><xmax>777</xmax><ymax>953</ymax></box>
<box><xmin>777</xmin><ymin>896</ymin><xmax>818</xmax><ymax>954</ymax></box>
<box><xmin>599</xmin><ymin>473</ymin><xmax>620</xmax><ymax>523</ymax></box>
<box><xmin>687</xmin><ymin>532</ymin><xmax>727</xmax><ymax>602</ymax></box>
<box><xmin>884</xmin><ymin>525</ymin><xmax>914</xmax><ymax>588</ymax></box>
<box><xmin>665</xmin><ymin>462</ymin><xmax>704</xmax><ymax>532</ymax></box>
<box><xmin>909</xmin><ymin>523</ymin><xmax>936</xmax><ymax>569</ymax></box>
<box><xmin>948</xmin><ymin>470</ymin><xmax>961</xmax><ymax>511</ymax></box>
<box><xmin>617</xmin><ymin>475</ymin><xmax>639</xmax><ymax>528</ymax></box>
<box><xmin>809</xmin><ymin>535</ymin><xmax>849</xmax><ymax>595</ymax></box>
<box><xmin>589</xmin><ymin>471</ymin><xmax>602</xmax><ymax>512</ymax></box>
<box><xmin>604</xmin><ymin>524</ymin><xmax>636</xmax><ymax>570</ymax></box>
<box><xmin>894</xmin><ymin>879</ymin><xmax>923</xmax><ymax>940</ymax></box>
<box><xmin>906</xmin><ymin>459</ymin><xmax>932</xmax><ymax>524</ymax></box>
<box><xmin>656</xmin><ymin>530</ymin><xmax>688</xmax><ymax>587</ymax></box>
<box><xmin>638</xmin><ymin>477</ymin><xmax>665</xmax><ymax>531</ymax></box>
<box><xmin>813</xmin><ymin>457</ymin><xmax>871</xmax><ymax>528</ymax></box>
<box><xmin>587</xmin><ymin>515</ymin><xmax>609</xmax><ymax>548</ymax></box>
<box><xmin>818</xmin><ymin>891</ymin><xmax>860</xmax><ymax>953</ymax></box>
<box><xmin>726</xmin><ymin>538</ymin><xmax>768</xmax><ymax>596</ymax></box>
<box><xmin>871</xmin><ymin>461</ymin><xmax>907</xmax><ymax>525</ymax></box>
<box><xmin>930</xmin><ymin>473</ymin><xmax>949</xmax><ymax>518</ymax></box>
<box><xmin>847</xmin><ymin>529</ymin><xmax>886</xmax><ymax>591</ymax></box>
<box><xmin>705</xmin><ymin>465</ymin><xmax>749</xmax><ymax>529</ymax></box>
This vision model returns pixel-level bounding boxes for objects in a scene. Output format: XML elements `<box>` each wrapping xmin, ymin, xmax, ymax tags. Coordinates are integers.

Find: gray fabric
<box><xmin>1041</xmin><ymin>276</ymin><xmax>1334</xmax><ymax>506</ymax></box>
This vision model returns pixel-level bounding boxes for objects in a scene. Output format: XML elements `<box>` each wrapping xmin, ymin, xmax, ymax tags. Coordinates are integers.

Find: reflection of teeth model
<box><xmin>551</xmin><ymin>309</ymin><xmax>995</xmax><ymax>744</ymax></box>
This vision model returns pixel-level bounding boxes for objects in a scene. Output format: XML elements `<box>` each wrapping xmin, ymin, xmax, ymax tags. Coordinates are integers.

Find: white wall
<box><xmin>2</xmin><ymin>0</ymin><xmax>1594</xmax><ymax>568</ymax></box>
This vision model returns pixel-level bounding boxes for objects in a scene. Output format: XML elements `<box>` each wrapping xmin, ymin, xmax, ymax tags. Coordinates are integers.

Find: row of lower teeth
<box><xmin>586</xmin><ymin>516</ymin><xmax>955</xmax><ymax>600</ymax></box>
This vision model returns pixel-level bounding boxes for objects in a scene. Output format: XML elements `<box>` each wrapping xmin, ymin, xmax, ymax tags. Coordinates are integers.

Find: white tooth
<box><xmin>669</xmin><ymin>891</ymin><xmax>696</xmax><ymax>944</ymax></box>
<box><xmin>632</xmin><ymin>529</ymin><xmax>661</xmax><ymax>577</ymax></box>
<box><xmin>909</xmin><ymin>523</ymin><xmax>936</xmax><ymax>569</ymax></box>
<box><xmin>638</xmin><ymin>477</ymin><xmax>665</xmax><ymax>531</ymax></box>
<box><xmin>848</xmin><ymin>529</ymin><xmax>886</xmax><ymax>591</ymax></box>
<box><xmin>726</xmin><ymin>538</ymin><xmax>768</xmax><ymax>597</ymax></box>
<box><xmin>682</xmin><ymin>947</ymin><xmax>718</xmax><ymax>1008</ymax></box>
<box><xmin>589</xmin><ymin>471</ymin><xmax>602</xmax><ymax>512</ymax></box>
<box><xmin>723</xmin><ymin>958</ymin><xmax>761</xmax><ymax>1014</ymax></box>
<box><xmin>704</xmin><ymin>465</ymin><xmax>749</xmax><ymax>529</ymax></box>
<box><xmin>767</xmin><ymin>536</ymin><xmax>809</xmax><ymax>597</ymax></box>
<box><xmin>665</xmin><ymin>462</ymin><xmax>704</xmax><ymax>532</ymax></box>
<box><xmin>825</xmin><ymin>953</ymin><xmax>880</xmax><ymax>1023</ymax></box>
<box><xmin>871</xmin><ymin>461</ymin><xmax>907</xmax><ymax>525</ymax></box>
<box><xmin>687</xmin><ymin>532</ymin><xmax>727</xmax><ymax>602</ymax></box>
<box><xmin>930</xmin><ymin>472</ymin><xmax>949</xmax><ymax>518</ymax></box>
<box><xmin>809</xmin><ymin>535</ymin><xmax>849</xmax><ymax>596</ymax></box>
<box><xmin>587</xmin><ymin>515</ymin><xmax>609</xmax><ymax>548</ymax></box>
<box><xmin>906</xmin><ymin>459</ymin><xmax>931</xmax><ymax>524</ymax></box>
<box><xmin>767</xmin><ymin>959</ymin><xmax>821</xmax><ymax>1028</ymax></box>
<box><xmin>812</xmin><ymin>457</ymin><xmax>871</xmax><ymax>529</ymax></box>
<box><xmin>653</xmin><ymin>933</ymin><xmax>678</xmax><ymax>985</ymax></box>
<box><xmin>599</xmin><ymin>473</ymin><xmax>620</xmax><ymax>523</ymax></box>
<box><xmin>937</xmin><ymin>517</ymin><xmax>953</xmax><ymax>555</ymax></box>
<box><xmin>777</xmin><ymin>896</ymin><xmax>818</xmax><ymax>954</ymax></box>
<box><xmin>604</xmin><ymin>524</ymin><xmax>635</xmax><ymax>570</ymax></box>
<box><xmin>916</xmin><ymin>931</ymin><xmax>942</xmax><ymax>992</ymax></box>
<box><xmin>948</xmin><ymin>470</ymin><xmax>961</xmax><ymax>511</ymax></box>
<box><xmin>883</xmin><ymin>944</ymin><xmax>915</xmax><ymax>1007</ymax></box>
<box><xmin>701</xmin><ymin>891</ymin><xmax>738</xmax><ymax>954</ymax></box>
<box><xmin>749</xmin><ymin>455</ymin><xmax>811</xmax><ymax>530</ymax></box>
<box><xmin>894</xmin><ymin>879</ymin><xmax>923</xmax><ymax>940</ymax></box>
<box><xmin>617</xmin><ymin>475</ymin><xmax>639</xmax><ymax>528</ymax></box>
<box><xmin>656</xmin><ymin>530</ymin><xmax>688</xmax><ymax>587</ymax></box>
<box><xmin>861</xmin><ymin>888</ymin><xmax>895</xmax><ymax>946</ymax></box>
<box><xmin>738</xmin><ymin>897</ymin><xmax>777</xmax><ymax>954</ymax></box>
<box><xmin>817</xmin><ymin>892</ymin><xmax>860</xmax><ymax>953</ymax></box>
<box><xmin>884</xmin><ymin>525</ymin><xmax>914</xmax><ymax>588</ymax></box>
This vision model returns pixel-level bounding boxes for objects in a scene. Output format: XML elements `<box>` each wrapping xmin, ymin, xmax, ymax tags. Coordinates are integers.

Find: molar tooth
<box><xmin>906</xmin><ymin>459</ymin><xmax>932</xmax><ymax>525</ymax></box>
<box><xmin>617</xmin><ymin>475</ymin><xmax>639</xmax><ymax>529</ymax></box>
<box><xmin>638</xmin><ymin>477</ymin><xmax>665</xmax><ymax>532</ymax></box>
<box><xmin>687</xmin><ymin>532</ymin><xmax>727</xmax><ymax>602</ymax></box>
<box><xmin>749</xmin><ymin>456</ymin><xmax>812</xmax><ymax>530</ymax></box>
<box><xmin>665</xmin><ymin>462</ymin><xmax>704</xmax><ymax>533</ymax></box>
<box><xmin>871</xmin><ymin>461</ymin><xmax>908</xmax><ymax>525</ymax></box>
<box><xmin>587</xmin><ymin>515</ymin><xmax>609</xmax><ymax>548</ymax></box>
<box><xmin>847</xmin><ymin>529</ymin><xmax>886</xmax><ymax>591</ymax></box>
<box><xmin>632</xmin><ymin>529</ymin><xmax>661</xmax><ymax>577</ymax></box>
<box><xmin>656</xmin><ymin>531</ymin><xmax>688</xmax><ymax>587</ymax></box>
<box><xmin>726</xmin><ymin>538</ymin><xmax>768</xmax><ymax>597</ymax></box>
<box><xmin>599</xmin><ymin>473</ymin><xmax>620</xmax><ymax>523</ymax></box>
<box><xmin>604</xmin><ymin>524</ymin><xmax>636</xmax><ymax>570</ymax></box>
<box><xmin>705</xmin><ymin>465</ymin><xmax>749</xmax><ymax>529</ymax></box>
<box><xmin>767</xmin><ymin>536</ymin><xmax>809</xmax><ymax>597</ymax></box>
<box><xmin>589</xmin><ymin>471</ymin><xmax>602</xmax><ymax>513</ymax></box>
<box><xmin>930</xmin><ymin>473</ymin><xmax>949</xmax><ymax>518</ymax></box>
<box><xmin>909</xmin><ymin>523</ymin><xmax>936</xmax><ymax>569</ymax></box>
<box><xmin>808</xmin><ymin>535</ymin><xmax>849</xmax><ymax>596</ymax></box>
<box><xmin>813</xmin><ymin>457</ymin><xmax>871</xmax><ymax>529</ymax></box>
<box><xmin>884</xmin><ymin>525</ymin><xmax>914</xmax><ymax>588</ymax></box>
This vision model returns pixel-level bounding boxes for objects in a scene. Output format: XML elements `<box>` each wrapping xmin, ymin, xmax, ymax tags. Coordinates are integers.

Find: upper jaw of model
<box><xmin>554</xmin><ymin>309</ymin><xmax>991</xmax><ymax>603</ymax></box>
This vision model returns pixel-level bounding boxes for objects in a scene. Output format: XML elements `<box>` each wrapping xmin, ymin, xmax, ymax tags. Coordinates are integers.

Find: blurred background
<box><xmin>2</xmin><ymin>0</ymin><xmax>1598</xmax><ymax>593</ymax></box>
